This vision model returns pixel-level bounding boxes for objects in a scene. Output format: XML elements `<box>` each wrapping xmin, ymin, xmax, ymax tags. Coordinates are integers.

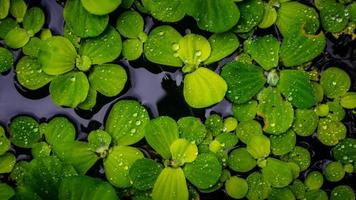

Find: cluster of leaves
<box><xmin>0</xmin><ymin>0</ymin><xmax>356</xmax><ymax>200</ymax></box>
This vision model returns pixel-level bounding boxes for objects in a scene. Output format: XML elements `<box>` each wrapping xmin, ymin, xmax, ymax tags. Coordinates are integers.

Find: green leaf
<box><xmin>280</xmin><ymin>30</ymin><xmax>326</xmax><ymax>67</ymax></box>
<box><xmin>145</xmin><ymin>116</ymin><xmax>179</xmax><ymax>159</ymax></box>
<box><xmin>305</xmin><ymin>171</ymin><xmax>324</xmax><ymax>190</ymax></box>
<box><xmin>89</xmin><ymin>64</ymin><xmax>127</xmax><ymax>97</ymax></box>
<box><xmin>246</xmin><ymin>134</ymin><xmax>270</xmax><ymax>159</ymax></box>
<box><xmin>246</xmin><ymin>172</ymin><xmax>271</xmax><ymax>200</ymax></box>
<box><xmin>258</xmin><ymin>4</ymin><xmax>277</xmax><ymax>29</ymax></box>
<box><xmin>215</xmin><ymin>132</ymin><xmax>238</xmax><ymax>149</ymax></box>
<box><xmin>232</xmin><ymin>100</ymin><xmax>257</xmax><ymax>122</ymax></box>
<box><xmin>22</xmin><ymin>37</ymin><xmax>44</xmax><ymax>57</ymax></box>
<box><xmin>0</xmin><ymin>126</ymin><xmax>10</xmax><ymax>155</ymax></box>
<box><xmin>146</xmin><ymin>0</ymin><xmax>186</xmax><ymax>22</ymax></box>
<box><xmin>10</xmin><ymin>0</ymin><xmax>27</xmax><ymax>22</ymax></box>
<box><xmin>59</xmin><ymin>176</ymin><xmax>119</xmax><ymax>200</ymax></box>
<box><xmin>184</xmin><ymin>153</ymin><xmax>222</xmax><ymax>190</ymax></box>
<box><xmin>23</xmin><ymin>156</ymin><xmax>78</xmax><ymax>199</ymax></box>
<box><xmin>23</xmin><ymin>7</ymin><xmax>45</xmax><ymax>35</ymax></box>
<box><xmin>31</xmin><ymin>142</ymin><xmax>51</xmax><ymax>158</ymax></box>
<box><xmin>78</xmin><ymin>87</ymin><xmax>97</xmax><ymax>110</ymax></box>
<box><xmin>278</xmin><ymin>70</ymin><xmax>316</xmax><ymax>108</ymax></box>
<box><xmin>41</xmin><ymin>117</ymin><xmax>76</xmax><ymax>146</ymax></box>
<box><xmin>312</xmin><ymin>82</ymin><xmax>324</xmax><ymax>103</ymax></box>
<box><xmin>178</xmin><ymin>34</ymin><xmax>211</xmax><ymax>71</ymax></box>
<box><xmin>53</xmin><ymin>141</ymin><xmax>99</xmax><ymax>175</ymax></box>
<box><xmin>81</xmin><ymin>0</ymin><xmax>121</xmax><ymax>15</ymax></box>
<box><xmin>244</xmin><ymin>35</ymin><xmax>279</xmax><ymax>71</ymax></box>
<box><xmin>332</xmin><ymin>138</ymin><xmax>356</xmax><ymax>165</ymax></box>
<box><xmin>104</xmin><ymin>145</ymin><xmax>144</xmax><ymax>188</ymax></box>
<box><xmin>327</xmin><ymin>100</ymin><xmax>345</xmax><ymax>121</ymax></box>
<box><xmin>292</xmin><ymin>109</ymin><xmax>319</xmax><ymax>137</ymax></box>
<box><xmin>204</xmin><ymin>32</ymin><xmax>239</xmax><ymax>64</ymax></box>
<box><xmin>0</xmin><ymin>47</ymin><xmax>13</xmax><ymax>73</ymax></box>
<box><xmin>116</xmin><ymin>11</ymin><xmax>144</xmax><ymax>38</ymax></box>
<box><xmin>122</xmin><ymin>38</ymin><xmax>143</xmax><ymax>60</ymax></box>
<box><xmin>170</xmin><ymin>138</ymin><xmax>198</xmax><ymax>167</ymax></box>
<box><xmin>38</xmin><ymin>36</ymin><xmax>77</xmax><ymax>75</ymax></box>
<box><xmin>262</xmin><ymin>158</ymin><xmax>294</xmax><ymax>188</ymax></box>
<box><xmin>0</xmin><ymin>153</ymin><xmax>16</xmax><ymax>173</ymax></box>
<box><xmin>177</xmin><ymin>116</ymin><xmax>207</xmax><ymax>145</ymax></box>
<box><xmin>64</xmin><ymin>0</ymin><xmax>109</xmax><ymax>38</ymax></box>
<box><xmin>331</xmin><ymin>185</ymin><xmax>355</xmax><ymax>200</ymax></box>
<box><xmin>152</xmin><ymin>167</ymin><xmax>188</xmax><ymax>200</ymax></box>
<box><xmin>88</xmin><ymin>130</ymin><xmax>112</xmax><ymax>153</ymax></box>
<box><xmin>80</xmin><ymin>26</ymin><xmax>122</xmax><ymax>65</ymax></box>
<box><xmin>235</xmin><ymin>120</ymin><xmax>262</xmax><ymax>144</ymax></box>
<box><xmin>257</xmin><ymin>87</ymin><xmax>294</xmax><ymax>134</ymax></box>
<box><xmin>4</xmin><ymin>27</ymin><xmax>30</xmax><ymax>48</ymax></box>
<box><xmin>228</xmin><ymin>147</ymin><xmax>256</xmax><ymax>173</ymax></box>
<box><xmin>187</xmin><ymin>0</ymin><xmax>240</xmax><ymax>33</ymax></box>
<box><xmin>276</xmin><ymin>1</ymin><xmax>320</xmax><ymax>37</ymax></box>
<box><xmin>270</xmin><ymin>130</ymin><xmax>296</xmax><ymax>156</ymax></box>
<box><xmin>234</xmin><ymin>0</ymin><xmax>264</xmax><ymax>33</ymax></box>
<box><xmin>317</xmin><ymin>118</ymin><xmax>346</xmax><ymax>146</ymax></box>
<box><xmin>0</xmin><ymin>17</ymin><xmax>18</xmax><ymax>39</ymax></box>
<box><xmin>221</xmin><ymin>61</ymin><xmax>266</xmax><ymax>104</ymax></box>
<box><xmin>319</xmin><ymin>1</ymin><xmax>348</xmax><ymax>33</ymax></box>
<box><xmin>340</xmin><ymin>92</ymin><xmax>356</xmax><ymax>109</ymax></box>
<box><xmin>320</xmin><ymin>67</ymin><xmax>351</xmax><ymax>98</ymax></box>
<box><xmin>289</xmin><ymin>179</ymin><xmax>307</xmax><ymax>199</ymax></box>
<box><xmin>10</xmin><ymin>116</ymin><xmax>41</xmax><ymax>148</ymax></box>
<box><xmin>49</xmin><ymin>72</ymin><xmax>90</xmax><ymax>108</ymax></box>
<box><xmin>9</xmin><ymin>161</ymin><xmax>29</xmax><ymax>185</ymax></box>
<box><xmin>144</xmin><ymin>25</ymin><xmax>183</xmax><ymax>67</ymax></box>
<box><xmin>324</xmin><ymin>161</ymin><xmax>345</xmax><ymax>182</ymax></box>
<box><xmin>183</xmin><ymin>67</ymin><xmax>227</xmax><ymax>108</ymax></box>
<box><xmin>105</xmin><ymin>100</ymin><xmax>149</xmax><ymax>145</ymax></box>
<box><xmin>225</xmin><ymin>176</ymin><xmax>248</xmax><ymax>199</ymax></box>
<box><xmin>129</xmin><ymin>158</ymin><xmax>163</xmax><ymax>190</ymax></box>
<box><xmin>205</xmin><ymin>114</ymin><xmax>224</xmax><ymax>137</ymax></box>
<box><xmin>268</xmin><ymin>187</ymin><xmax>296</xmax><ymax>200</ymax></box>
<box><xmin>0</xmin><ymin>183</ymin><xmax>15</xmax><ymax>200</ymax></box>
<box><xmin>0</xmin><ymin>0</ymin><xmax>10</xmax><ymax>19</ymax></box>
<box><xmin>286</xmin><ymin>146</ymin><xmax>311</xmax><ymax>171</ymax></box>
<box><xmin>16</xmin><ymin>56</ymin><xmax>53</xmax><ymax>90</ymax></box>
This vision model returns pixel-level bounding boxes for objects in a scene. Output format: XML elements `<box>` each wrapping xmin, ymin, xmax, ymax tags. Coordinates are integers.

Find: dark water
<box><xmin>0</xmin><ymin>0</ymin><xmax>355</xmax><ymax>199</ymax></box>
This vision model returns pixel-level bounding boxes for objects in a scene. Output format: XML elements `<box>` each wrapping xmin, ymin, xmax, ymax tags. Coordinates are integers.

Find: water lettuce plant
<box><xmin>0</xmin><ymin>0</ymin><xmax>356</xmax><ymax>200</ymax></box>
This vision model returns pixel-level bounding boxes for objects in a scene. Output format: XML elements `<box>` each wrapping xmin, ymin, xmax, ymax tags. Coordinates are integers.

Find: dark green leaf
<box><xmin>129</xmin><ymin>158</ymin><xmax>163</xmax><ymax>190</ymax></box>
<box><xmin>10</xmin><ymin>116</ymin><xmax>41</xmax><ymax>148</ymax></box>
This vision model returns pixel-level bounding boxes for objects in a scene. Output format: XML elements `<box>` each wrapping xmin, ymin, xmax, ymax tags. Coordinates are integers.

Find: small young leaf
<box><xmin>257</xmin><ymin>87</ymin><xmax>294</xmax><ymax>135</ymax></box>
<box><xmin>234</xmin><ymin>0</ymin><xmax>264</xmax><ymax>33</ymax></box>
<box><xmin>0</xmin><ymin>0</ymin><xmax>10</xmax><ymax>19</ymax></box>
<box><xmin>104</xmin><ymin>146</ymin><xmax>144</xmax><ymax>188</ymax></box>
<box><xmin>324</xmin><ymin>161</ymin><xmax>345</xmax><ymax>182</ymax></box>
<box><xmin>286</xmin><ymin>146</ymin><xmax>311</xmax><ymax>171</ymax></box>
<box><xmin>258</xmin><ymin>4</ymin><xmax>277</xmax><ymax>29</ymax></box>
<box><xmin>23</xmin><ymin>7</ymin><xmax>45</xmax><ymax>35</ymax></box>
<box><xmin>41</xmin><ymin>117</ymin><xmax>76</xmax><ymax>146</ymax></box>
<box><xmin>246</xmin><ymin>172</ymin><xmax>271</xmax><ymax>200</ymax></box>
<box><xmin>320</xmin><ymin>67</ymin><xmax>351</xmax><ymax>99</ymax></box>
<box><xmin>64</xmin><ymin>0</ymin><xmax>109</xmax><ymax>38</ymax></box>
<box><xmin>4</xmin><ymin>27</ymin><xmax>30</xmax><ymax>48</ymax></box>
<box><xmin>262</xmin><ymin>158</ymin><xmax>294</xmax><ymax>188</ymax></box>
<box><xmin>10</xmin><ymin>0</ymin><xmax>27</xmax><ymax>22</ymax></box>
<box><xmin>235</xmin><ymin>120</ymin><xmax>262</xmax><ymax>144</ymax></box>
<box><xmin>38</xmin><ymin>36</ymin><xmax>77</xmax><ymax>75</ymax></box>
<box><xmin>292</xmin><ymin>109</ymin><xmax>318</xmax><ymax>137</ymax></box>
<box><xmin>340</xmin><ymin>92</ymin><xmax>356</xmax><ymax>109</ymax></box>
<box><xmin>122</xmin><ymin>38</ymin><xmax>143</xmax><ymax>60</ymax></box>
<box><xmin>170</xmin><ymin>138</ymin><xmax>198</xmax><ymax>166</ymax></box>
<box><xmin>225</xmin><ymin>176</ymin><xmax>248</xmax><ymax>199</ymax></box>
<box><xmin>183</xmin><ymin>67</ymin><xmax>227</xmax><ymax>108</ymax></box>
<box><xmin>88</xmin><ymin>130</ymin><xmax>112</xmax><ymax>152</ymax></box>
<box><xmin>81</xmin><ymin>0</ymin><xmax>121</xmax><ymax>15</ymax></box>
<box><xmin>278</xmin><ymin>70</ymin><xmax>316</xmax><ymax>109</ymax></box>
<box><xmin>116</xmin><ymin>11</ymin><xmax>144</xmax><ymax>38</ymax></box>
<box><xmin>10</xmin><ymin>116</ymin><xmax>41</xmax><ymax>148</ymax></box>
<box><xmin>221</xmin><ymin>61</ymin><xmax>266</xmax><ymax>104</ymax></box>
<box><xmin>244</xmin><ymin>35</ymin><xmax>280</xmax><ymax>70</ymax></box>
<box><xmin>49</xmin><ymin>72</ymin><xmax>89</xmax><ymax>108</ymax></box>
<box><xmin>246</xmin><ymin>134</ymin><xmax>270</xmax><ymax>159</ymax></box>
<box><xmin>80</xmin><ymin>26</ymin><xmax>122</xmax><ymax>65</ymax></box>
<box><xmin>105</xmin><ymin>100</ymin><xmax>149</xmax><ymax>145</ymax></box>
<box><xmin>177</xmin><ymin>116</ymin><xmax>207</xmax><ymax>145</ymax></box>
<box><xmin>232</xmin><ymin>100</ymin><xmax>257</xmax><ymax>122</ymax></box>
<box><xmin>129</xmin><ymin>158</ymin><xmax>163</xmax><ymax>190</ymax></box>
<box><xmin>144</xmin><ymin>25</ymin><xmax>183</xmax><ymax>67</ymax></box>
<box><xmin>204</xmin><ymin>32</ymin><xmax>239</xmax><ymax>64</ymax></box>
<box><xmin>0</xmin><ymin>47</ymin><xmax>13</xmax><ymax>73</ymax></box>
<box><xmin>89</xmin><ymin>64</ymin><xmax>127</xmax><ymax>97</ymax></box>
<box><xmin>187</xmin><ymin>0</ymin><xmax>240</xmax><ymax>33</ymax></box>
<box><xmin>184</xmin><ymin>153</ymin><xmax>222</xmax><ymax>190</ymax></box>
<box><xmin>59</xmin><ymin>176</ymin><xmax>119</xmax><ymax>200</ymax></box>
<box><xmin>228</xmin><ymin>147</ymin><xmax>256</xmax><ymax>173</ymax></box>
<box><xmin>152</xmin><ymin>167</ymin><xmax>188</xmax><ymax>200</ymax></box>
<box><xmin>145</xmin><ymin>116</ymin><xmax>179</xmax><ymax>159</ymax></box>
<box><xmin>305</xmin><ymin>171</ymin><xmax>324</xmax><ymax>190</ymax></box>
<box><xmin>53</xmin><ymin>141</ymin><xmax>99</xmax><ymax>175</ymax></box>
<box><xmin>327</xmin><ymin>100</ymin><xmax>345</xmax><ymax>121</ymax></box>
<box><xmin>280</xmin><ymin>30</ymin><xmax>326</xmax><ymax>67</ymax></box>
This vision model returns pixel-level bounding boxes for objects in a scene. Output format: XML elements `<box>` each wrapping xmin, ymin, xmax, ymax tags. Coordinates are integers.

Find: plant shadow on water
<box><xmin>0</xmin><ymin>0</ymin><xmax>355</xmax><ymax>199</ymax></box>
